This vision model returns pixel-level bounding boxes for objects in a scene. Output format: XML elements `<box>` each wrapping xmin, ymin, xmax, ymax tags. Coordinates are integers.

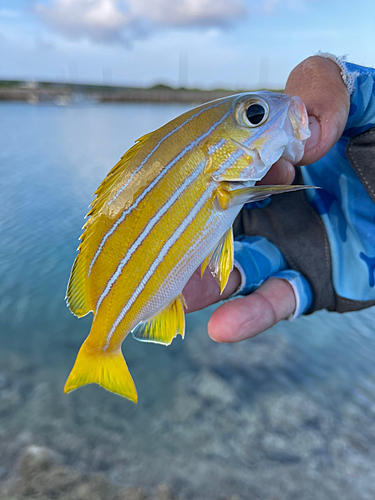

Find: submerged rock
<box><xmin>172</xmin><ymin>394</ymin><xmax>201</xmax><ymax>422</ymax></box>
<box><xmin>0</xmin><ymin>373</ymin><xmax>10</xmax><ymax>390</ymax></box>
<box><xmin>1</xmin><ymin>445</ymin><xmax>170</xmax><ymax>500</ymax></box>
<box><xmin>12</xmin><ymin>446</ymin><xmax>80</xmax><ymax>498</ymax></box>
<box><xmin>0</xmin><ymin>387</ymin><xmax>21</xmax><ymax>416</ymax></box>
<box><xmin>19</xmin><ymin>445</ymin><xmax>63</xmax><ymax>479</ymax></box>
<box><xmin>261</xmin><ymin>434</ymin><xmax>301</xmax><ymax>463</ymax></box>
<box><xmin>0</xmin><ymin>351</ymin><xmax>35</xmax><ymax>375</ymax></box>
<box><xmin>116</xmin><ymin>487</ymin><xmax>148</xmax><ymax>500</ymax></box>
<box><xmin>195</xmin><ymin>369</ymin><xmax>236</xmax><ymax>405</ymax></box>
<box><xmin>154</xmin><ymin>484</ymin><xmax>177</xmax><ymax>500</ymax></box>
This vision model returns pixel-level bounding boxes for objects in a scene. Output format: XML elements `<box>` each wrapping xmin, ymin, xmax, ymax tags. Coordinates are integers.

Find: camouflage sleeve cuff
<box><xmin>232</xmin><ymin>236</ymin><xmax>313</xmax><ymax>317</ymax></box>
<box><xmin>233</xmin><ymin>235</ymin><xmax>287</xmax><ymax>296</ymax></box>
<box><xmin>317</xmin><ymin>54</ymin><xmax>375</xmax><ymax>136</ymax></box>
<box><xmin>316</xmin><ymin>53</ymin><xmax>358</xmax><ymax>96</ymax></box>
<box><xmin>272</xmin><ymin>270</ymin><xmax>313</xmax><ymax>319</ymax></box>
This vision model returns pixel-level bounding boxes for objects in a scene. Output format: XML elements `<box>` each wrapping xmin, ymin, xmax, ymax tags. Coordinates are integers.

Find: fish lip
<box><xmin>280</xmin><ymin>97</ymin><xmax>311</xmax><ymax>163</ymax></box>
<box><xmin>287</xmin><ymin>96</ymin><xmax>311</xmax><ymax>141</ymax></box>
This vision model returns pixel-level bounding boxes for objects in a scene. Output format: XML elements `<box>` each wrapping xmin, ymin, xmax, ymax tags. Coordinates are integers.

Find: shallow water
<box><xmin>1</xmin><ymin>101</ymin><xmax>375</xmax><ymax>500</ymax></box>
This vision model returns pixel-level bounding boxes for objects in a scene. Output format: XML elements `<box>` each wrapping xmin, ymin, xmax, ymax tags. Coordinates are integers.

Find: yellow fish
<box><xmin>65</xmin><ymin>91</ymin><xmax>310</xmax><ymax>402</ymax></box>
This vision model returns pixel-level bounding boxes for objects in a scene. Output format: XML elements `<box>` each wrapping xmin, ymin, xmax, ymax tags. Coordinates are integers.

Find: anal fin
<box><xmin>132</xmin><ymin>294</ymin><xmax>186</xmax><ymax>345</ymax></box>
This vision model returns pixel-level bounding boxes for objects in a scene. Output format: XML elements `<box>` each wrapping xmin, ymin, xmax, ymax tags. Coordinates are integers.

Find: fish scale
<box><xmin>65</xmin><ymin>90</ymin><xmax>311</xmax><ymax>402</ymax></box>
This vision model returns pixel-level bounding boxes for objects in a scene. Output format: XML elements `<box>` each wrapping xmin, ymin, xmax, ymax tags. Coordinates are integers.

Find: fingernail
<box><xmin>304</xmin><ymin>115</ymin><xmax>320</xmax><ymax>153</ymax></box>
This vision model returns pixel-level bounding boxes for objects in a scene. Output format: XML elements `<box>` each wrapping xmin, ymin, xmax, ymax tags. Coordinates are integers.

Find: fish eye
<box><xmin>235</xmin><ymin>96</ymin><xmax>269</xmax><ymax>128</ymax></box>
<box><xmin>246</xmin><ymin>103</ymin><xmax>267</xmax><ymax>126</ymax></box>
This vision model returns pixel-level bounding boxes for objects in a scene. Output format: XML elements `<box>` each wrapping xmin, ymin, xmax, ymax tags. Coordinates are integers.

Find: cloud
<box><xmin>136</xmin><ymin>0</ymin><xmax>247</xmax><ymax>28</ymax></box>
<box><xmin>34</xmin><ymin>0</ymin><xmax>247</xmax><ymax>45</ymax></box>
<box><xmin>34</xmin><ymin>0</ymin><xmax>131</xmax><ymax>44</ymax></box>
<box><xmin>263</xmin><ymin>0</ymin><xmax>319</xmax><ymax>15</ymax></box>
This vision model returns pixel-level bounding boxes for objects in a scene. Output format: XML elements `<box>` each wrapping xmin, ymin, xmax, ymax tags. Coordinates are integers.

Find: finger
<box><xmin>285</xmin><ymin>56</ymin><xmax>350</xmax><ymax>166</ymax></box>
<box><xmin>207</xmin><ymin>277</ymin><xmax>296</xmax><ymax>343</ymax></box>
<box><xmin>256</xmin><ymin>157</ymin><xmax>295</xmax><ymax>186</ymax></box>
<box><xmin>182</xmin><ymin>266</ymin><xmax>241</xmax><ymax>313</ymax></box>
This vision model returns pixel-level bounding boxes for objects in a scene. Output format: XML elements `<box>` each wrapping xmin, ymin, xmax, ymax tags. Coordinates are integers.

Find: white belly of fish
<box><xmin>132</xmin><ymin>200</ymin><xmax>242</xmax><ymax>331</ymax></box>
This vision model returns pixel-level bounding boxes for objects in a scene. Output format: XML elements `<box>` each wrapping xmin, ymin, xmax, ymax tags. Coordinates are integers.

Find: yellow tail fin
<box><xmin>64</xmin><ymin>341</ymin><xmax>138</xmax><ymax>403</ymax></box>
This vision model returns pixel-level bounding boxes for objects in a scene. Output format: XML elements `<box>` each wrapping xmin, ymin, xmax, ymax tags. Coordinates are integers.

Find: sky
<box><xmin>0</xmin><ymin>0</ymin><xmax>374</xmax><ymax>89</ymax></box>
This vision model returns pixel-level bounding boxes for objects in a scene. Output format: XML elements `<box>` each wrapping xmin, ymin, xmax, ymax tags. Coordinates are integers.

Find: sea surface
<box><xmin>1</xmin><ymin>101</ymin><xmax>375</xmax><ymax>500</ymax></box>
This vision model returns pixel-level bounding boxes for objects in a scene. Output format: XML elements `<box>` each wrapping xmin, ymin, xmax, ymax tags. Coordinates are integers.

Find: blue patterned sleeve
<box><xmin>315</xmin><ymin>55</ymin><xmax>375</xmax><ymax>135</ymax></box>
<box><xmin>301</xmin><ymin>59</ymin><xmax>375</xmax><ymax>304</ymax></box>
<box><xmin>233</xmin><ymin>235</ymin><xmax>312</xmax><ymax>319</ymax></box>
<box><xmin>343</xmin><ymin>62</ymin><xmax>375</xmax><ymax>137</ymax></box>
<box><xmin>233</xmin><ymin>59</ymin><xmax>375</xmax><ymax>317</ymax></box>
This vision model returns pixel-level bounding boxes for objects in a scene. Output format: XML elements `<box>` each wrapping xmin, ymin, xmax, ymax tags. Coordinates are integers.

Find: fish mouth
<box><xmin>288</xmin><ymin>96</ymin><xmax>310</xmax><ymax>141</ymax></box>
<box><xmin>222</xmin><ymin>96</ymin><xmax>310</xmax><ymax>183</ymax></box>
<box><xmin>281</xmin><ymin>96</ymin><xmax>311</xmax><ymax>164</ymax></box>
<box><xmin>231</xmin><ymin>97</ymin><xmax>310</xmax><ymax>174</ymax></box>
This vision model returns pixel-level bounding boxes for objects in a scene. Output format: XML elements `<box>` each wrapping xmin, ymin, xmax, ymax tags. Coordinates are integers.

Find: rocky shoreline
<box><xmin>0</xmin><ymin>86</ymin><xmax>233</xmax><ymax>105</ymax></box>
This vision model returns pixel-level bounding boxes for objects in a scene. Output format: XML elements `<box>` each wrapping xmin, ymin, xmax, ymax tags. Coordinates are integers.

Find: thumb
<box><xmin>285</xmin><ymin>56</ymin><xmax>350</xmax><ymax>166</ymax></box>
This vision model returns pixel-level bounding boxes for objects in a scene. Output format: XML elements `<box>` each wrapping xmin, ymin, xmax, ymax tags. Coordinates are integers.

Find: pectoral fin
<box><xmin>201</xmin><ymin>228</ymin><xmax>234</xmax><ymax>294</ymax></box>
<box><xmin>216</xmin><ymin>183</ymin><xmax>314</xmax><ymax>210</ymax></box>
<box><xmin>132</xmin><ymin>294</ymin><xmax>186</xmax><ymax>345</ymax></box>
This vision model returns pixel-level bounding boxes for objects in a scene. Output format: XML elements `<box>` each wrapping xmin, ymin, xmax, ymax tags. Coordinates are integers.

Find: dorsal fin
<box><xmin>87</xmin><ymin>131</ymin><xmax>153</xmax><ymax>222</ymax></box>
<box><xmin>66</xmin><ymin>131</ymin><xmax>153</xmax><ymax>317</ymax></box>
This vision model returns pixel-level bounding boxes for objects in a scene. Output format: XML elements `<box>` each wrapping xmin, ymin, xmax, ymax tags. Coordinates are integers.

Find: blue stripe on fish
<box><xmin>207</xmin><ymin>138</ymin><xmax>226</xmax><ymax>155</ymax></box>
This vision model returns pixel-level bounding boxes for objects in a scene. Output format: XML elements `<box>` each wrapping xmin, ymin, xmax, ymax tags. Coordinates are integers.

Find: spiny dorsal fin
<box><xmin>132</xmin><ymin>295</ymin><xmax>186</xmax><ymax>345</ymax></box>
<box><xmin>201</xmin><ymin>228</ymin><xmax>234</xmax><ymax>294</ymax></box>
<box><xmin>66</xmin><ymin>131</ymin><xmax>154</xmax><ymax>317</ymax></box>
<box><xmin>87</xmin><ymin>131</ymin><xmax>154</xmax><ymax>222</ymax></box>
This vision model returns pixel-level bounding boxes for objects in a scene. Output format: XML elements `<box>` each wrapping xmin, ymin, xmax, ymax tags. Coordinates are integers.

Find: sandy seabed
<box><xmin>1</xmin><ymin>307</ymin><xmax>375</xmax><ymax>500</ymax></box>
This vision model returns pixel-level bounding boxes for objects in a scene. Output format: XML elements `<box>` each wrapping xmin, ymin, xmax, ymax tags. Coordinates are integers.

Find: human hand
<box><xmin>261</xmin><ymin>56</ymin><xmax>350</xmax><ymax>183</ymax></box>
<box><xmin>183</xmin><ymin>266</ymin><xmax>296</xmax><ymax>342</ymax></box>
<box><xmin>183</xmin><ymin>55</ymin><xmax>350</xmax><ymax>342</ymax></box>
